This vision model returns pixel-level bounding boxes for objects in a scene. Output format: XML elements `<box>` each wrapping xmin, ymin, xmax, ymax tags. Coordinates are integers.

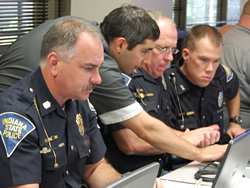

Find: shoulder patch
<box><xmin>87</xmin><ymin>99</ymin><xmax>96</xmax><ymax>112</ymax></box>
<box><xmin>0</xmin><ymin>112</ymin><xmax>35</xmax><ymax>158</ymax></box>
<box><xmin>122</xmin><ymin>73</ymin><xmax>132</xmax><ymax>86</ymax></box>
<box><xmin>221</xmin><ymin>64</ymin><xmax>233</xmax><ymax>82</ymax></box>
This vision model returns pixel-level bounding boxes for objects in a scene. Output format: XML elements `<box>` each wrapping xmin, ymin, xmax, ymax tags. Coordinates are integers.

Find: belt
<box><xmin>157</xmin><ymin>154</ymin><xmax>169</xmax><ymax>177</ymax></box>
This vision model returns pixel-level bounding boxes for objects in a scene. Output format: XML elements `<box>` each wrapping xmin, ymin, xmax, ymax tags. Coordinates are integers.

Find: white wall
<box><xmin>70</xmin><ymin>0</ymin><xmax>173</xmax><ymax>23</ymax></box>
<box><xmin>131</xmin><ymin>0</ymin><xmax>172</xmax><ymax>18</ymax></box>
<box><xmin>71</xmin><ymin>0</ymin><xmax>130</xmax><ymax>23</ymax></box>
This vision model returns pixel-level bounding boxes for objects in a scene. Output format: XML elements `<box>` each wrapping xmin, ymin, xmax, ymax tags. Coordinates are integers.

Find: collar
<box><xmin>131</xmin><ymin>68</ymin><xmax>158</xmax><ymax>85</ymax></box>
<box><xmin>32</xmin><ymin>68</ymin><xmax>65</xmax><ymax>118</ymax></box>
<box><xmin>173</xmin><ymin>58</ymin><xmax>193</xmax><ymax>95</ymax></box>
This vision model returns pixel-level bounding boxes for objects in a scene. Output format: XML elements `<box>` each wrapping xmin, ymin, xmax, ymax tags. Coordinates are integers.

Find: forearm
<box><xmin>82</xmin><ymin>158</ymin><xmax>121</xmax><ymax>188</ymax></box>
<box><xmin>225</xmin><ymin>88</ymin><xmax>240</xmax><ymax>120</ymax></box>
<box><xmin>113</xmin><ymin>128</ymin><xmax>166</xmax><ymax>156</ymax></box>
<box><xmin>122</xmin><ymin>110</ymin><xmax>203</xmax><ymax>161</ymax></box>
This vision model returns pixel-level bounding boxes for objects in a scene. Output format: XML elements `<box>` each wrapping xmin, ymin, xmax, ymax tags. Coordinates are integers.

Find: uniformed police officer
<box><xmin>101</xmin><ymin>10</ymin><xmax>222</xmax><ymax>177</ymax></box>
<box><xmin>0</xmin><ymin>17</ymin><xmax>121</xmax><ymax>188</ymax></box>
<box><xmin>165</xmin><ymin>24</ymin><xmax>245</xmax><ymax>140</ymax></box>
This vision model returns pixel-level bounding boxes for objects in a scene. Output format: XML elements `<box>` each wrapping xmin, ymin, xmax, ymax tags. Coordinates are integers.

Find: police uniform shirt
<box><xmin>0</xmin><ymin>68</ymin><xmax>106</xmax><ymax>188</ymax></box>
<box><xmin>165</xmin><ymin>58</ymin><xmax>239</xmax><ymax>133</ymax></box>
<box><xmin>101</xmin><ymin>68</ymin><xmax>170</xmax><ymax>175</ymax></box>
<box><xmin>89</xmin><ymin>41</ymin><xmax>143</xmax><ymax>125</ymax></box>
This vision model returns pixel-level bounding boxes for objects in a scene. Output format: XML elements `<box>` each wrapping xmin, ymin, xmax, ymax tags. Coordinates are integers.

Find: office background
<box><xmin>0</xmin><ymin>0</ymin><xmax>248</xmax><ymax>57</ymax></box>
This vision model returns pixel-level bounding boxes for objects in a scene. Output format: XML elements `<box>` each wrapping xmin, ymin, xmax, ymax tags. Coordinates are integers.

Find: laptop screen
<box><xmin>212</xmin><ymin>130</ymin><xmax>250</xmax><ymax>188</ymax></box>
<box><xmin>103</xmin><ymin>162</ymin><xmax>159</xmax><ymax>188</ymax></box>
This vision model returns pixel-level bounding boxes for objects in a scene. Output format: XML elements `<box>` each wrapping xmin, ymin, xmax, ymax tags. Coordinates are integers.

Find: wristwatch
<box><xmin>229</xmin><ymin>116</ymin><xmax>243</xmax><ymax>124</ymax></box>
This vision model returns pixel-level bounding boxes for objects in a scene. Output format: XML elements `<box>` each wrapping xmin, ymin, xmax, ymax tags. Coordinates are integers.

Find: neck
<box><xmin>238</xmin><ymin>14</ymin><xmax>250</xmax><ymax>29</ymax></box>
<box><xmin>41</xmin><ymin>67</ymin><xmax>66</xmax><ymax>108</ymax></box>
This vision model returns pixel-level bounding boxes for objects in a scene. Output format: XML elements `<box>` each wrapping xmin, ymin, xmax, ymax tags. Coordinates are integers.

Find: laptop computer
<box><xmin>212</xmin><ymin>129</ymin><xmax>250</xmax><ymax>188</ymax></box>
<box><xmin>103</xmin><ymin>162</ymin><xmax>159</xmax><ymax>188</ymax></box>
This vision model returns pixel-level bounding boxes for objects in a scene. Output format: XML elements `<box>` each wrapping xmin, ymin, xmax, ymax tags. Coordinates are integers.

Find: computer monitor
<box><xmin>212</xmin><ymin>130</ymin><xmax>250</xmax><ymax>188</ymax></box>
<box><xmin>103</xmin><ymin>162</ymin><xmax>159</xmax><ymax>188</ymax></box>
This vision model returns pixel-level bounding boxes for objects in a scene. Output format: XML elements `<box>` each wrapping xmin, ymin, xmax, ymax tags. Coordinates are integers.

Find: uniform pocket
<box><xmin>212</xmin><ymin>108</ymin><xmax>223</xmax><ymax>124</ymax></box>
<box><xmin>76</xmin><ymin>135</ymin><xmax>90</xmax><ymax>159</ymax></box>
<box><xmin>41</xmin><ymin>146</ymin><xmax>67</xmax><ymax>171</ymax></box>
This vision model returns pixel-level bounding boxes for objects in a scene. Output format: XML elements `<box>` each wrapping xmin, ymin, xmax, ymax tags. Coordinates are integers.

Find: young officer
<box><xmin>165</xmin><ymin>24</ymin><xmax>245</xmax><ymax>139</ymax></box>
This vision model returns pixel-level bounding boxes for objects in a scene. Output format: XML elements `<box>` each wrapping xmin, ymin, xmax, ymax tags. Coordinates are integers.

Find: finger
<box><xmin>199</xmin><ymin>140</ymin><xmax>204</xmax><ymax>148</ymax></box>
<box><xmin>209</xmin><ymin>132</ymin><xmax>216</xmax><ymax>144</ymax></box>
<box><xmin>209</xmin><ymin>124</ymin><xmax>220</xmax><ymax>131</ymax></box>
<box><xmin>215</xmin><ymin>131</ymin><xmax>220</xmax><ymax>142</ymax></box>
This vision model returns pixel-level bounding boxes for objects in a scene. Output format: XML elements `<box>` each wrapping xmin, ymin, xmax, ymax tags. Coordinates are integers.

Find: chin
<box><xmin>199</xmin><ymin>83</ymin><xmax>210</xmax><ymax>88</ymax></box>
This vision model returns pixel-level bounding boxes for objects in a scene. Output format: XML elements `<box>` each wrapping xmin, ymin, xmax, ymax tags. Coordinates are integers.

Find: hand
<box><xmin>153</xmin><ymin>178</ymin><xmax>164</xmax><ymax>188</ymax></box>
<box><xmin>226</xmin><ymin>123</ymin><xmax>246</xmax><ymax>138</ymax></box>
<box><xmin>180</xmin><ymin>125</ymin><xmax>220</xmax><ymax>147</ymax></box>
<box><xmin>200</xmin><ymin>144</ymin><xmax>228</xmax><ymax>162</ymax></box>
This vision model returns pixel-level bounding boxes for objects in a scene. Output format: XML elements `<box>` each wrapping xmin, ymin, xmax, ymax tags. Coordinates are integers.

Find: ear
<box><xmin>182</xmin><ymin>48</ymin><xmax>189</xmax><ymax>62</ymax></box>
<box><xmin>115</xmin><ymin>37</ymin><xmax>127</xmax><ymax>54</ymax></box>
<box><xmin>47</xmin><ymin>52</ymin><xmax>60</xmax><ymax>76</ymax></box>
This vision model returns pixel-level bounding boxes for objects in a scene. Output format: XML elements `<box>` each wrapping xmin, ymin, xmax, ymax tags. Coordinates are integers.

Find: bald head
<box><xmin>147</xmin><ymin>9</ymin><xmax>176</xmax><ymax>29</ymax></box>
<box><xmin>243</xmin><ymin>1</ymin><xmax>250</xmax><ymax>15</ymax></box>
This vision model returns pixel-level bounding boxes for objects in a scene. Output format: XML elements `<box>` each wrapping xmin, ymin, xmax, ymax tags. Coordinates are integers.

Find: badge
<box><xmin>76</xmin><ymin>113</ymin><xmax>84</xmax><ymax>136</ymax></box>
<box><xmin>218</xmin><ymin>91</ymin><xmax>223</xmax><ymax>107</ymax></box>
<box><xmin>0</xmin><ymin>112</ymin><xmax>35</xmax><ymax>157</ymax></box>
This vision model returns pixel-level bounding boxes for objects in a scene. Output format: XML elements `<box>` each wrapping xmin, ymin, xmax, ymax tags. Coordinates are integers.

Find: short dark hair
<box><xmin>186</xmin><ymin>24</ymin><xmax>222</xmax><ymax>52</ymax></box>
<box><xmin>100</xmin><ymin>4</ymin><xmax>160</xmax><ymax>50</ymax></box>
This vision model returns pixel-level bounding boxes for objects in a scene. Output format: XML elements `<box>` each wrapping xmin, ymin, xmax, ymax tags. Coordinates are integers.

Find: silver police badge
<box><xmin>76</xmin><ymin>113</ymin><xmax>84</xmax><ymax>136</ymax></box>
<box><xmin>218</xmin><ymin>92</ymin><xmax>223</xmax><ymax>107</ymax></box>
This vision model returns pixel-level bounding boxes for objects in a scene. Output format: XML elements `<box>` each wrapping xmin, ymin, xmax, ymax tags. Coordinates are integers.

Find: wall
<box><xmin>70</xmin><ymin>0</ymin><xmax>173</xmax><ymax>23</ymax></box>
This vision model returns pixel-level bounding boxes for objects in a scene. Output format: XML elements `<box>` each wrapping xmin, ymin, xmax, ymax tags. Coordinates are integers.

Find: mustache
<box><xmin>83</xmin><ymin>84</ymin><xmax>96</xmax><ymax>90</ymax></box>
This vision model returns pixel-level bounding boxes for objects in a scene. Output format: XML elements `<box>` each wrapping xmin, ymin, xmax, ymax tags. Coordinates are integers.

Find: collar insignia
<box><xmin>43</xmin><ymin>101</ymin><xmax>51</xmax><ymax>109</ymax></box>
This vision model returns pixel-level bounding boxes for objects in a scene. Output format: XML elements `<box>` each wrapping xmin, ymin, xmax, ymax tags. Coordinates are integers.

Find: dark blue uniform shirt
<box><xmin>165</xmin><ymin>58</ymin><xmax>239</xmax><ymax>134</ymax></box>
<box><xmin>101</xmin><ymin>68</ymin><xmax>170</xmax><ymax>176</ymax></box>
<box><xmin>0</xmin><ymin>68</ymin><xmax>106</xmax><ymax>188</ymax></box>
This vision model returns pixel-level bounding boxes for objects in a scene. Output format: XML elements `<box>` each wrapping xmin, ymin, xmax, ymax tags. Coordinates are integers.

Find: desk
<box><xmin>160</xmin><ymin>161</ymin><xmax>250</xmax><ymax>188</ymax></box>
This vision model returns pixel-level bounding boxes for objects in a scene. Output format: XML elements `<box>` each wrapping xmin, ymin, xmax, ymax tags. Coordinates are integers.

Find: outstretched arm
<box><xmin>121</xmin><ymin>110</ymin><xmax>227</xmax><ymax>162</ymax></box>
<box><xmin>225</xmin><ymin>88</ymin><xmax>246</xmax><ymax>138</ymax></box>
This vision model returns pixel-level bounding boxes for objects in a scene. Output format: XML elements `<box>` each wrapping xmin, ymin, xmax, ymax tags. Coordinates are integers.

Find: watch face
<box><xmin>236</xmin><ymin>116</ymin><xmax>243</xmax><ymax>124</ymax></box>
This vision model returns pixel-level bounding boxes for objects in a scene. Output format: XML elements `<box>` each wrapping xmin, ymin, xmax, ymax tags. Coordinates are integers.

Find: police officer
<box><xmin>165</xmin><ymin>24</ymin><xmax>245</xmax><ymax>140</ymax></box>
<box><xmin>101</xmin><ymin>10</ymin><xmax>222</xmax><ymax>177</ymax></box>
<box><xmin>0</xmin><ymin>18</ymin><xmax>121</xmax><ymax>188</ymax></box>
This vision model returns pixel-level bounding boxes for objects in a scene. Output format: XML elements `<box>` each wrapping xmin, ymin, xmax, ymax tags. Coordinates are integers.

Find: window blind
<box><xmin>172</xmin><ymin>0</ymin><xmax>241</xmax><ymax>31</ymax></box>
<box><xmin>0</xmin><ymin>0</ymin><xmax>49</xmax><ymax>47</ymax></box>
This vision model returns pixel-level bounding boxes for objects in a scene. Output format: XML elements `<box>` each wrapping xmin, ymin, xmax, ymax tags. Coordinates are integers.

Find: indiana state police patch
<box><xmin>0</xmin><ymin>112</ymin><xmax>35</xmax><ymax>158</ymax></box>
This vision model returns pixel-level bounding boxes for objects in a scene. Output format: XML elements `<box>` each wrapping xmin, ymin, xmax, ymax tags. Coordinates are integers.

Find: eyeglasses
<box><xmin>155</xmin><ymin>45</ymin><xmax>179</xmax><ymax>55</ymax></box>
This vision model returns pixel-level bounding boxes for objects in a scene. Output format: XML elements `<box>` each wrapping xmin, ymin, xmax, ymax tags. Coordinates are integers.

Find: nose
<box><xmin>205</xmin><ymin>62</ymin><xmax>214</xmax><ymax>72</ymax></box>
<box><xmin>142</xmin><ymin>51</ymin><xmax>152</xmax><ymax>65</ymax></box>
<box><xmin>90</xmin><ymin>71</ymin><xmax>102</xmax><ymax>85</ymax></box>
<box><xmin>163</xmin><ymin>51</ymin><xmax>174</xmax><ymax>62</ymax></box>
